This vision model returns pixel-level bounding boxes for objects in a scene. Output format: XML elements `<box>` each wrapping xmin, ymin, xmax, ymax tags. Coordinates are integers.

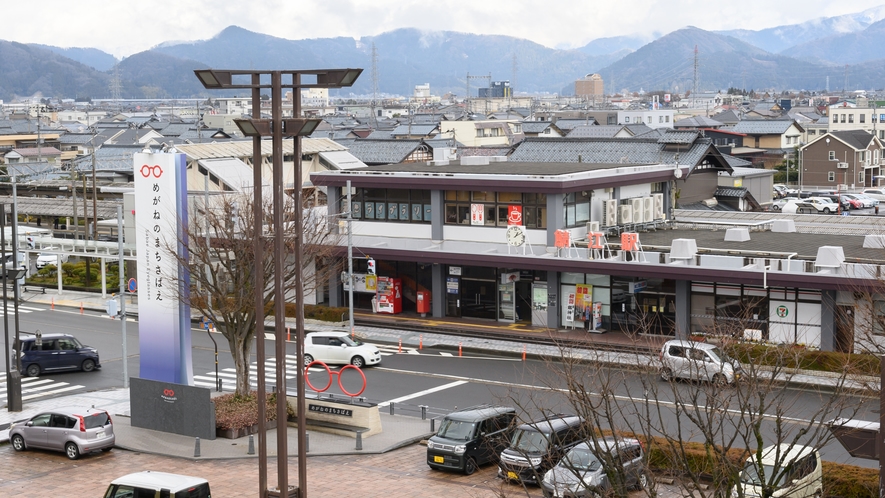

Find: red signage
<box><xmin>507</xmin><ymin>205</ymin><xmax>523</xmax><ymax>225</ymax></box>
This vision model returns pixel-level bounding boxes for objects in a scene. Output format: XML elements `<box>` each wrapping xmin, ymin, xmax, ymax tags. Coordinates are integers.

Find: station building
<box><xmin>311</xmin><ymin>135</ymin><xmax>885</xmax><ymax>353</ymax></box>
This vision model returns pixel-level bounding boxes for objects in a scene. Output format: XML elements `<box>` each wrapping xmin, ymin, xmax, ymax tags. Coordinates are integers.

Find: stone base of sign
<box><xmin>216</xmin><ymin>418</ymin><xmax>277</xmax><ymax>440</ymax></box>
<box><xmin>287</xmin><ymin>396</ymin><xmax>382</xmax><ymax>438</ymax></box>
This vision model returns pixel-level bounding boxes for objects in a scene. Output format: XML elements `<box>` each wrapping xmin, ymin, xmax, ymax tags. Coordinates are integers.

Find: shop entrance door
<box><xmin>498</xmin><ymin>282</ymin><xmax>516</xmax><ymax>322</ymax></box>
<box><xmin>461</xmin><ymin>277</ymin><xmax>497</xmax><ymax>320</ymax></box>
<box><xmin>532</xmin><ymin>282</ymin><xmax>548</xmax><ymax>327</ymax></box>
<box><xmin>445</xmin><ymin>276</ymin><xmax>461</xmax><ymax>317</ymax></box>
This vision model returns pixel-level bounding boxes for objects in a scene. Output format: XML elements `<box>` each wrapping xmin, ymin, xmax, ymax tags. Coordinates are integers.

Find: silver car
<box><xmin>9</xmin><ymin>407</ymin><xmax>115</xmax><ymax>459</ymax></box>
<box><xmin>659</xmin><ymin>339</ymin><xmax>741</xmax><ymax>385</ymax></box>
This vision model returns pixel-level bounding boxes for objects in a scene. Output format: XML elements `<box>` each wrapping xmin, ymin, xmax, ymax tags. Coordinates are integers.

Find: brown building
<box><xmin>575</xmin><ymin>73</ymin><xmax>604</xmax><ymax>100</ymax></box>
<box><xmin>799</xmin><ymin>130</ymin><xmax>883</xmax><ymax>189</ymax></box>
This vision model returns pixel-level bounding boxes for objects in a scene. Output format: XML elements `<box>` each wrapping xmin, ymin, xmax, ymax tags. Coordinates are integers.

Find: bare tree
<box><xmin>169</xmin><ymin>191</ymin><xmax>342</xmax><ymax>396</ymax></box>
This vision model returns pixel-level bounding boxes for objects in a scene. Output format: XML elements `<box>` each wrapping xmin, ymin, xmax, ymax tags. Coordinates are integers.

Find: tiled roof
<box><xmin>830</xmin><ymin>129</ymin><xmax>877</xmax><ymax>150</ymax></box>
<box><xmin>9</xmin><ymin>147</ymin><xmax>62</xmax><ymax>156</ymax></box>
<box><xmin>170</xmin><ymin>138</ymin><xmax>345</xmax><ymax>160</ymax></box>
<box><xmin>729</xmin><ymin>120</ymin><xmax>798</xmax><ymax>135</ymax></box>
<box><xmin>520</xmin><ymin>122</ymin><xmax>555</xmax><ymax>134</ymax></box>
<box><xmin>552</xmin><ymin>118</ymin><xmax>598</xmax><ymax>131</ymax></box>
<box><xmin>57</xmin><ymin>133</ymin><xmax>96</xmax><ymax>145</ymax></box>
<box><xmin>722</xmin><ymin>155</ymin><xmax>754</xmax><ymax>168</ymax></box>
<box><xmin>391</xmin><ymin>124</ymin><xmax>438</xmax><ymax>136</ymax></box>
<box><xmin>364</xmin><ymin>130</ymin><xmax>393</xmax><ymax>139</ymax></box>
<box><xmin>711</xmin><ymin>110</ymin><xmax>740</xmax><ymax>124</ymax></box>
<box><xmin>566</xmin><ymin>125</ymin><xmax>623</xmax><ymax>138</ymax></box>
<box><xmin>657</xmin><ymin>130</ymin><xmax>699</xmax><ymax>145</ymax></box>
<box><xmin>333</xmin><ymin>138</ymin><xmax>423</xmax><ymax>165</ymax></box>
<box><xmin>508</xmin><ymin>136</ymin><xmax>728</xmax><ymax>172</ymax></box>
<box><xmin>714</xmin><ymin>186</ymin><xmax>749</xmax><ymax>198</ymax></box>
<box><xmin>674</xmin><ymin>116</ymin><xmax>723</xmax><ymax>128</ymax></box>
<box><xmin>72</xmin><ymin>144</ymin><xmax>141</xmax><ymax>172</ymax></box>
<box><xmin>622</xmin><ymin>124</ymin><xmax>653</xmax><ymax>136</ymax></box>
<box><xmin>158</xmin><ymin>123</ymin><xmax>193</xmax><ymax>137</ymax></box>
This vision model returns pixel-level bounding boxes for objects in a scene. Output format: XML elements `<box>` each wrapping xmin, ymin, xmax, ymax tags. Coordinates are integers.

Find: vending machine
<box><xmin>375</xmin><ymin>277</ymin><xmax>402</xmax><ymax>314</ymax></box>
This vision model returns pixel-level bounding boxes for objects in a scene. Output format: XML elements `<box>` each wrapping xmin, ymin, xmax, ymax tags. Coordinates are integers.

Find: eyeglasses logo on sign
<box><xmin>161</xmin><ymin>388</ymin><xmax>177</xmax><ymax>403</ymax></box>
<box><xmin>139</xmin><ymin>164</ymin><xmax>164</xmax><ymax>178</ymax></box>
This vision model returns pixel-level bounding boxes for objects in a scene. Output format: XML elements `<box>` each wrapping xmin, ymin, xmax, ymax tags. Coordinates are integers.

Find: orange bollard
<box><xmin>522</xmin><ymin>345</ymin><xmax>526</xmax><ymax>361</ymax></box>
<box><xmin>80</xmin><ymin>302</ymin><xmax>84</xmax><ymax>314</ymax></box>
<box><xmin>458</xmin><ymin>342</ymin><xmax>462</xmax><ymax>357</ymax></box>
<box><xmin>398</xmin><ymin>338</ymin><xmax>402</xmax><ymax>353</ymax></box>
<box><xmin>51</xmin><ymin>298</ymin><xmax>54</xmax><ymax>310</ymax></box>
<box><xmin>287</xmin><ymin>327</ymin><xmax>290</xmax><ymax>341</ymax></box>
<box><xmin>419</xmin><ymin>335</ymin><xmax>423</xmax><ymax>350</ymax></box>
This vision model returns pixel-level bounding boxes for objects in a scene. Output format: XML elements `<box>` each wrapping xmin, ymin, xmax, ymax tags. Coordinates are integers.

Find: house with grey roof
<box><xmin>520</xmin><ymin>121</ymin><xmax>563</xmax><ymax>138</ymax></box>
<box><xmin>333</xmin><ymin>138</ymin><xmax>432</xmax><ymax>165</ymax></box>
<box><xmin>726</xmin><ymin>119</ymin><xmax>805</xmax><ymax>168</ymax></box>
<box><xmin>799</xmin><ymin>129</ymin><xmax>883</xmax><ymax>189</ymax></box>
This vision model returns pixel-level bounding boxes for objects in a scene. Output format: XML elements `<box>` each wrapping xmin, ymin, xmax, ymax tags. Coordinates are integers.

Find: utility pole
<box><xmin>692</xmin><ymin>45</ymin><xmax>699</xmax><ymax>110</ymax></box>
<box><xmin>346</xmin><ymin>180</ymin><xmax>354</xmax><ymax>336</ymax></box>
<box><xmin>371</xmin><ymin>43</ymin><xmax>379</xmax><ymax>128</ymax></box>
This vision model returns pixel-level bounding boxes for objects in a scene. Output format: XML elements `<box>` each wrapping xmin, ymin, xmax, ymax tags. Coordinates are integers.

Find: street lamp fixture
<box><xmin>194</xmin><ymin>67</ymin><xmax>361</xmax><ymax>498</ymax></box>
<box><xmin>234</xmin><ymin>118</ymin><xmax>322</xmax><ymax>138</ymax></box>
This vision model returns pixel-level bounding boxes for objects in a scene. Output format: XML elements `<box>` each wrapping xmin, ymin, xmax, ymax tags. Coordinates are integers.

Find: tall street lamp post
<box><xmin>194</xmin><ymin>68</ymin><xmax>361</xmax><ymax>498</ymax></box>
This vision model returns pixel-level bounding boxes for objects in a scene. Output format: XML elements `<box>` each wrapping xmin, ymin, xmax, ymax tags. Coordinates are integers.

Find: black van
<box><xmin>427</xmin><ymin>405</ymin><xmax>516</xmax><ymax>475</ymax></box>
<box><xmin>14</xmin><ymin>332</ymin><xmax>101</xmax><ymax>377</ymax></box>
<box><xmin>498</xmin><ymin>414</ymin><xmax>586</xmax><ymax>485</ymax></box>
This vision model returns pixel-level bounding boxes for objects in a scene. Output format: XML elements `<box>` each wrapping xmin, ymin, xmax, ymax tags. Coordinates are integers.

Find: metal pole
<box><xmin>117</xmin><ymin>206</ymin><xmax>128</xmax><ymax>388</ymax></box>
<box><xmin>11</xmin><ymin>182</ymin><xmax>23</xmax><ymax>404</ymax></box>
<box><xmin>271</xmin><ymin>70</ymin><xmax>290</xmax><ymax>498</ymax></box>
<box><xmin>347</xmin><ymin>180</ymin><xmax>354</xmax><ymax>336</ymax></box>
<box><xmin>293</xmin><ymin>72</ymin><xmax>308</xmax><ymax>498</ymax></box>
<box><xmin>879</xmin><ymin>355</ymin><xmax>885</xmax><ymax>498</ymax></box>
<box><xmin>204</xmin><ymin>172</ymin><xmax>211</xmax><ymax>309</ymax></box>
<box><xmin>2</xmin><ymin>203</ymin><xmax>21</xmax><ymax>412</ymax></box>
<box><xmin>252</xmin><ymin>73</ymin><xmax>268</xmax><ymax>497</ymax></box>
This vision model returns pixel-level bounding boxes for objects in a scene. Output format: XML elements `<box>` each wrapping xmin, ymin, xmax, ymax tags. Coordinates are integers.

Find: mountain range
<box><xmin>3</xmin><ymin>6</ymin><xmax>885</xmax><ymax>103</ymax></box>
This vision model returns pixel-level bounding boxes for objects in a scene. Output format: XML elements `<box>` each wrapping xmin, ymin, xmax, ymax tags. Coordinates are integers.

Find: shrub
<box><xmin>265</xmin><ymin>302</ymin><xmax>350</xmax><ymax>323</ymax></box>
<box><xmin>214</xmin><ymin>391</ymin><xmax>295</xmax><ymax>430</ymax></box>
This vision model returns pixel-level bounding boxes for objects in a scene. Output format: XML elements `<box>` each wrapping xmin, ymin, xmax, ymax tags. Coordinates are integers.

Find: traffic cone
<box><xmin>80</xmin><ymin>302</ymin><xmax>84</xmax><ymax>314</ymax></box>
<box><xmin>458</xmin><ymin>342</ymin><xmax>462</xmax><ymax>357</ymax></box>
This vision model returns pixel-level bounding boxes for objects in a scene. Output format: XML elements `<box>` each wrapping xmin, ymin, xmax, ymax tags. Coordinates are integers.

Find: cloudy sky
<box><xmin>8</xmin><ymin>0</ymin><xmax>885</xmax><ymax>58</ymax></box>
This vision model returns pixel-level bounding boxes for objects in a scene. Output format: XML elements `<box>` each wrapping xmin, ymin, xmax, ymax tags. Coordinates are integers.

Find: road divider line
<box><xmin>377</xmin><ymin>380</ymin><xmax>468</xmax><ymax>407</ymax></box>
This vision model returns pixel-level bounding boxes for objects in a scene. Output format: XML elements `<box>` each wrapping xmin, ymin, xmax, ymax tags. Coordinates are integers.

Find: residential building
<box><xmin>438</xmin><ymin>120</ymin><xmax>524</xmax><ymax>147</ymax></box>
<box><xmin>618</xmin><ymin>109</ymin><xmax>675</xmax><ymax>129</ymax></box>
<box><xmin>799</xmin><ymin>130</ymin><xmax>883</xmax><ymax>189</ymax></box>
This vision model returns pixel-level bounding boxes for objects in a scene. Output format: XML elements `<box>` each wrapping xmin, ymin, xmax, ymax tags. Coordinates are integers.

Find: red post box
<box><xmin>416</xmin><ymin>291</ymin><xmax>431</xmax><ymax>316</ymax></box>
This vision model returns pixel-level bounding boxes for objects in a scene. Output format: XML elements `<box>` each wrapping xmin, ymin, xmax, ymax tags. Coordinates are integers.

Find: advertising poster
<box><xmin>470</xmin><ymin>203</ymin><xmax>485</xmax><ymax>225</ymax></box>
<box><xmin>576</xmin><ymin>284</ymin><xmax>593</xmax><ymax>329</ymax></box>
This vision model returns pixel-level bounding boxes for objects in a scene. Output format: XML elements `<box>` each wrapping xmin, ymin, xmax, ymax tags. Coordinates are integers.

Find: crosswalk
<box><xmin>0</xmin><ymin>372</ymin><xmax>86</xmax><ymax>405</ymax></box>
<box><xmin>0</xmin><ymin>305</ymin><xmax>45</xmax><ymax>316</ymax></box>
<box><xmin>192</xmin><ymin>342</ymin><xmax>409</xmax><ymax>392</ymax></box>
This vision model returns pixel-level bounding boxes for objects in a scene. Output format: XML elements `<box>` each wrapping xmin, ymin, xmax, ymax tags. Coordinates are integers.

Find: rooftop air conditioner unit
<box><xmin>619</xmin><ymin>204</ymin><xmax>633</xmax><ymax>224</ymax></box>
<box><xmin>642</xmin><ymin>196</ymin><xmax>654</xmax><ymax>222</ymax></box>
<box><xmin>603</xmin><ymin>199</ymin><xmax>618</xmax><ymax>227</ymax></box>
<box><xmin>652</xmin><ymin>193</ymin><xmax>664</xmax><ymax>219</ymax></box>
<box><xmin>587</xmin><ymin>221</ymin><xmax>600</xmax><ymax>233</ymax></box>
<box><xmin>837</xmin><ymin>162</ymin><xmax>849</xmax><ymax>169</ymax></box>
<box><xmin>631</xmin><ymin>198</ymin><xmax>643</xmax><ymax>223</ymax></box>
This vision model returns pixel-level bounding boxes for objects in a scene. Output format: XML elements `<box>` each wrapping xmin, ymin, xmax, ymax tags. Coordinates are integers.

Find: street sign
<box><xmin>128</xmin><ymin>278</ymin><xmax>137</xmax><ymax>293</ymax></box>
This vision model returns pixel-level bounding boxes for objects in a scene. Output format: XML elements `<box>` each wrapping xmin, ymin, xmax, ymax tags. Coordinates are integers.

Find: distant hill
<box><xmin>717</xmin><ymin>4</ymin><xmax>885</xmax><ymax>54</ymax></box>
<box><xmin>783</xmin><ymin>18</ymin><xmax>885</xmax><ymax>65</ymax></box>
<box><xmin>594</xmin><ymin>27</ymin><xmax>845</xmax><ymax>93</ymax></box>
<box><xmin>0</xmin><ymin>41</ymin><xmax>110</xmax><ymax>101</ymax></box>
<box><xmin>29</xmin><ymin>44</ymin><xmax>118</xmax><ymax>71</ymax></box>
<box><xmin>576</xmin><ymin>35</ymin><xmax>648</xmax><ymax>57</ymax></box>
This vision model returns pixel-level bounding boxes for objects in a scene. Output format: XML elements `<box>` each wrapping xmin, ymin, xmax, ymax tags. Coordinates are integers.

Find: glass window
<box><xmin>860</xmin><ymin>114</ymin><xmax>866</xmax><ymax>123</ymax></box>
<box><xmin>849</xmin><ymin>114</ymin><xmax>854</xmax><ymax>123</ymax></box>
<box><xmin>472</xmin><ymin>191</ymin><xmax>494</xmax><ymax>202</ymax></box>
<box><xmin>498</xmin><ymin>192</ymin><xmax>521</xmax><ymax>203</ymax></box>
<box><xmin>828</xmin><ymin>172</ymin><xmax>835</xmax><ymax>182</ymax></box>
<box><xmin>828</xmin><ymin>151</ymin><xmax>836</xmax><ymax>161</ymax></box>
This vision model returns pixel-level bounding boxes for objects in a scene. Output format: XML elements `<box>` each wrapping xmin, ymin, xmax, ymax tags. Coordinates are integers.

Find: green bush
<box><xmin>730</xmin><ymin>343</ymin><xmax>879</xmax><ymax>377</ymax></box>
<box><xmin>266</xmin><ymin>302</ymin><xmax>350</xmax><ymax>323</ymax></box>
<box><xmin>822</xmin><ymin>461</ymin><xmax>879</xmax><ymax>497</ymax></box>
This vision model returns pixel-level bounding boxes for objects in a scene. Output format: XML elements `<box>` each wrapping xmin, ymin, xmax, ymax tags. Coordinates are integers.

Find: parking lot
<box><xmin>0</xmin><ymin>441</ymin><xmax>691</xmax><ymax>497</ymax></box>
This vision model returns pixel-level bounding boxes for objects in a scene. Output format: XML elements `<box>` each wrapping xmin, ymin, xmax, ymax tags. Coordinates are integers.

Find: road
<box><xmin>1</xmin><ymin>306</ymin><xmax>879</xmax><ymax>470</ymax></box>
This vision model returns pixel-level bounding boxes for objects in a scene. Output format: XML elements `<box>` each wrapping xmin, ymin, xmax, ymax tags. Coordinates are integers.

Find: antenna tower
<box><xmin>511</xmin><ymin>53</ymin><xmax>518</xmax><ymax>105</ymax></box>
<box><xmin>692</xmin><ymin>45</ymin><xmax>699</xmax><ymax>109</ymax></box>
<box><xmin>109</xmin><ymin>62</ymin><xmax>122</xmax><ymax>107</ymax></box>
<box><xmin>371</xmin><ymin>43</ymin><xmax>379</xmax><ymax>127</ymax></box>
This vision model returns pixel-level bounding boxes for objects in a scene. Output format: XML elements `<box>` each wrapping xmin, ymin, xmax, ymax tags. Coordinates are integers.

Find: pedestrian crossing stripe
<box><xmin>0</xmin><ymin>375</ymin><xmax>85</xmax><ymax>405</ymax></box>
<box><xmin>192</xmin><ymin>359</ymin><xmax>336</xmax><ymax>391</ymax></box>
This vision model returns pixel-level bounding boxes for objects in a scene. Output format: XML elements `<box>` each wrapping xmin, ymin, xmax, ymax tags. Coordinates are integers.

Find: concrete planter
<box><xmin>216</xmin><ymin>418</ymin><xmax>277</xmax><ymax>439</ymax></box>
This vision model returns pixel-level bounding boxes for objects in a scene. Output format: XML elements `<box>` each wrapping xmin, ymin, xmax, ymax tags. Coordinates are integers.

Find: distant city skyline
<box><xmin>7</xmin><ymin>0</ymin><xmax>885</xmax><ymax>59</ymax></box>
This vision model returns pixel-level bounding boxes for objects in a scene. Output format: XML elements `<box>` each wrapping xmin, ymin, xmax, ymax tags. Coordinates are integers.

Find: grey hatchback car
<box><xmin>9</xmin><ymin>406</ymin><xmax>115</xmax><ymax>459</ymax></box>
<box><xmin>541</xmin><ymin>437</ymin><xmax>648</xmax><ymax>497</ymax></box>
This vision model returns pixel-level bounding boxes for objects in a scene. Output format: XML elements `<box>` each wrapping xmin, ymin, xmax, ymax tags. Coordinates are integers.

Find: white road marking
<box><xmin>377</xmin><ymin>380</ymin><xmax>468</xmax><ymax>407</ymax></box>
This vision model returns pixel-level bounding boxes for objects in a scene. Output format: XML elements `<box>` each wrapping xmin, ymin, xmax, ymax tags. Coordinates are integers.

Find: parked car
<box><xmin>9</xmin><ymin>406</ymin><xmax>115</xmax><ymax>460</ymax></box>
<box><xmin>303</xmin><ymin>331</ymin><xmax>381</xmax><ymax>368</ymax></box>
<box><xmin>798</xmin><ymin>190</ymin><xmax>833</xmax><ymax>199</ymax></box>
<box><xmin>783</xmin><ymin>197</ymin><xmax>839</xmax><ymax>214</ymax></box>
<box><xmin>735</xmin><ymin>444</ymin><xmax>822</xmax><ymax>498</ymax></box>
<box><xmin>861</xmin><ymin>188</ymin><xmax>885</xmax><ymax>201</ymax></box>
<box><xmin>541</xmin><ymin>437</ymin><xmax>648</xmax><ymax>498</ymax></box>
<box><xmin>35</xmin><ymin>249</ymin><xmax>68</xmax><ymax>269</ymax></box>
<box><xmin>105</xmin><ymin>471</ymin><xmax>211</xmax><ymax>498</ymax></box>
<box><xmin>813</xmin><ymin>193</ymin><xmax>851</xmax><ymax>210</ymax></box>
<box><xmin>838</xmin><ymin>195</ymin><xmax>862</xmax><ymax>210</ymax></box>
<box><xmin>498</xmin><ymin>414</ymin><xmax>586</xmax><ymax>485</ymax></box>
<box><xmin>772</xmin><ymin>185</ymin><xmax>787</xmax><ymax>199</ymax></box>
<box><xmin>427</xmin><ymin>404</ymin><xmax>516</xmax><ymax>475</ymax></box>
<box><xmin>14</xmin><ymin>331</ymin><xmax>101</xmax><ymax>377</ymax></box>
<box><xmin>659</xmin><ymin>339</ymin><xmax>742</xmax><ymax>385</ymax></box>
<box><xmin>769</xmin><ymin>196</ymin><xmax>799</xmax><ymax>211</ymax></box>
<box><xmin>845</xmin><ymin>193</ymin><xmax>878</xmax><ymax>208</ymax></box>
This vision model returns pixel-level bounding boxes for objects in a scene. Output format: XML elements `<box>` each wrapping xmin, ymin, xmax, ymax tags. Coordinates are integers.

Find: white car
<box><xmin>783</xmin><ymin>197</ymin><xmax>839</xmax><ymax>214</ymax></box>
<box><xmin>303</xmin><ymin>331</ymin><xmax>381</xmax><ymax>368</ymax></box>
<box><xmin>844</xmin><ymin>193</ymin><xmax>876</xmax><ymax>208</ymax></box>
<box><xmin>35</xmin><ymin>251</ymin><xmax>68</xmax><ymax>269</ymax></box>
<box><xmin>862</xmin><ymin>188</ymin><xmax>885</xmax><ymax>201</ymax></box>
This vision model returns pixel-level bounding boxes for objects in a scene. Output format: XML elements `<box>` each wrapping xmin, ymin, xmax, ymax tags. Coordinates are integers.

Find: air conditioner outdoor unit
<box><xmin>837</xmin><ymin>162</ymin><xmax>849</xmax><ymax>169</ymax></box>
<box><xmin>603</xmin><ymin>199</ymin><xmax>618</xmax><ymax>226</ymax></box>
<box><xmin>652</xmin><ymin>193</ymin><xmax>664</xmax><ymax>219</ymax></box>
<box><xmin>642</xmin><ymin>197</ymin><xmax>654</xmax><ymax>222</ymax></box>
<box><xmin>619</xmin><ymin>204</ymin><xmax>633</xmax><ymax>224</ymax></box>
<box><xmin>631</xmin><ymin>198</ymin><xmax>643</xmax><ymax>223</ymax></box>
<box><xmin>586</xmin><ymin>221</ymin><xmax>600</xmax><ymax>233</ymax></box>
